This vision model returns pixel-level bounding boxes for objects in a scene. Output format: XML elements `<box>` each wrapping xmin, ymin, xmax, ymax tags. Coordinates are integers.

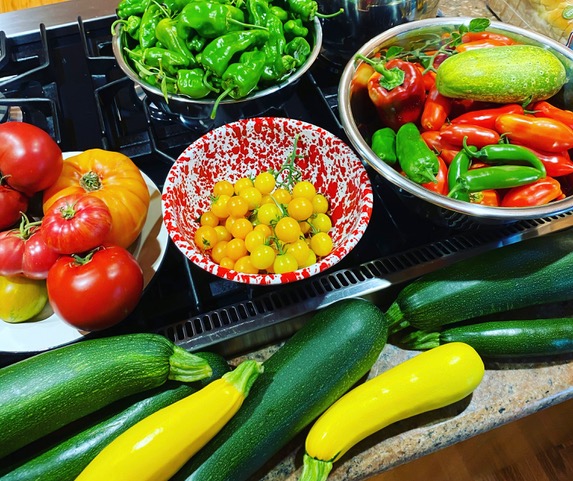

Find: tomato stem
<box><xmin>80</xmin><ymin>171</ymin><xmax>103</xmax><ymax>192</ymax></box>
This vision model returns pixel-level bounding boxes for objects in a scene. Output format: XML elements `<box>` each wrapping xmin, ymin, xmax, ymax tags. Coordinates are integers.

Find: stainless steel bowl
<box><xmin>112</xmin><ymin>19</ymin><xmax>322</xmax><ymax>123</ymax></box>
<box><xmin>318</xmin><ymin>0</ymin><xmax>439</xmax><ymax>66</ymax></box>
<box><xmin>338</xmin><ymin>17</ymin><xmax>573</xmax><ymax>228</ymax></box>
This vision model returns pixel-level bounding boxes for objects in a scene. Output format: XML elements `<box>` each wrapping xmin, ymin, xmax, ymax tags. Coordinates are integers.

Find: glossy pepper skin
<box><xmin>200</xmin><ymin>29</ymin><xmax>269</xmax><ymax>77</ymax></box>
<box><xmin>420</xmin><ymin>85</ymin><xmax>452</xmax><ymax>131</ymax></box>
<box><xmin>138</xmin><ymin>2</ymin><xmax>162</xmax><ymax>48</ymax></box>
<box><xmin>462</xmin><ymin>141</ymin><xmax>547</xmax><ymax>176</ymax></box>
<box><xmin>495</xmin><ymin>113</ymin><xmax>573</xmax><ymax>153</ymax></box>
<box><xmin>396</xmin><ymin>122</ymin><xmax>439</xmax><ymax>184</ymax></box>
<box><xmin>370</xmin><ymin>127</ymin><xmax>397</xmax><ymax>166</ymax></box>
<box><xmin>177</xmin><ymin>68</ymin><xmax>212</xmax><ymax>98</ymax></box>
<box><xmin>221</xmin><ymin>50</ymin><xmax>267</xmax><ymax>100</ymax></box>
<box><xmin>450</xmin><ymin>103</ymin><xmax>524</xmax><ymax>130</ymax></box>
<box><xmin>126</xmin><ymin>46</ymin><xmax>189</xmax><ymax>76</ymax></box>
<box><xmin>452</xmin><ymin>165</ymin><xmax>545</xmax><ymax>194</ymax></box>
<box><xmin>260</xmin><ymin>6</ymin><xmax>296</xmax><ymax>82</ymax></box>
<box><xmin>155</xmin><ymin>18</ymin><xmax>195</xmax><ymax>67</ymax></box>
<box><xmin>366</xmin><ymin>59</ymin><xmax>426</xmax><ymax>131</ymax></box>
<box><xmin>285</xmin><ymin>37</ymin><xmax>311</xmax><ymax>68</ymax></box>
<box><xmin>75</xmin><ymin>360</ymin><xmax>263</xmax><ymax>481</ymax></box>
<box><xmin>117</xmin><ymin>0</ymin><xmax>150</xmax><ymax>18</ymax></box>
<box><xmin>532</xmin><ymin>101</ymin><xmax>573</xmax><ymax>130</ymax></box>
<box><xmin>177</xmin><ymin>1</ymin><xmax>251</xmax><ymax>39</ymax></box>
<box><xmin>501</xmin><ymin>177</ymin><xmax>563</xmax><ymax>207</ymax></box>
<box><xmin>440</xmin><ymin>124</ymin><xmax>501</xmax><ymax>149</ymax></box>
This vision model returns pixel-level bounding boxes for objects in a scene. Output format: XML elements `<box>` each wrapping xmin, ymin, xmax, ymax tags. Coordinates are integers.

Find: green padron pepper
<box><xmin>211</xmin><ymin>50</ymin><xmax>267</xmax><ymax>118</ymax></box>
<box><xmin>284</xmin><ymin>18</ymin><xmax>308</xmax><ymax>38</ymax></box>
<box><xmin>284</xmin><ymin>36</ymin><xmax>311</xmax><ymax>67</ymax></box>
<box><xmin>285</xmin><ymin>0</ymin><xmax>344</xmax><ymax>22</ymax></box>
<box><xmin>155</xmin><ymin>17</ymin><xmax>196</xmax><ymax>67</ymax></box>
<box><xmin>111</xmin><ymin>15</ymin><xmax>141</xmax><ymax>39</ymax></box>
<box><xmin>200</xmin><ymin>29</ymin><xmax>270</xmax><ymax>77</ymax></box>
<box><xmin>177</xmin><ymin>1</ymin><xmax>258</xmax><ymax>39</ymax></box>
<box><xmin>117</xmin><ymin>0</ymin><xmax>150</xmax><ymax>19</ymax></box>
<box><xmin>177</xmin><ymin>68</ymin><xmax>212</xmax><ymax>98</ymax></box>
<box><xmin>139</xmin><ymin>2</ymin><xmax>164</xmax><ymax>48</ymax></box>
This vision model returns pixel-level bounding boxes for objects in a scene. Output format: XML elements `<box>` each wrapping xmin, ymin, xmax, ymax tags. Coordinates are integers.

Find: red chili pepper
<box><xmin>517</xmin><ymin>145</ymin><xmax>573</xmax><ymax>178</ymax></box>
<box><xmin>495</xmin><ymin>113</ymin><xmax>573</xmax><ymax>153</ymax></box>
<box><xmin>450</xmin><ymin>103</ymin><xmax>525</xmax><ymax>130</ymax></box>
<box><xmin>367</xmin><ymin>59</ymin><xmax>426</xmax><ymax>131</ymax></box>
<box><xmin>470</xmin><ymin>189</ymin><xmax>500</xmax><ymax>206</ymax></box>
<box><xmin>440</xmin><ymin>124</ymin><xmax>501</xmax><ymax>149</ymax></box>
<box><xmin>421</xmin><ymin>156</ymin><xmax>448</xmax><ymax>195</ymax></box>
<box><xmin>455</xmin><ymin>38</ymin><xmax>511</xmax><ymax>52</ymax></box>
<box><xmin>421</xmin><ymin>130</ymin><xmax>459</xmax><ymax>164</ymax></box>
<box><xmin>501</xmin><ymin>177</ymin><xmax>563</xmax><ymax>207</ymax></box>
<box><xmin>421</xmin><ymin>85</ymin><xmax>453</xmax><ymax>131</ymax></box>
<box><xmin>351</xmin><ymin>62</ymin><xmax>376</xmax><ymax>95</ymax></box>
<box><xmin>461</xmin><ymin>31</ymin><xmax>517</xmax><ymax>45</ymax></box>
<box><xmin>531</xmin><ymin>101</ymin><xmax>573</xmax><ymax>130</ymax></box>
<box><xmin>415</xmin><ymin>64</ymin><xmax>437</xmax><ymax>92</ymax></box>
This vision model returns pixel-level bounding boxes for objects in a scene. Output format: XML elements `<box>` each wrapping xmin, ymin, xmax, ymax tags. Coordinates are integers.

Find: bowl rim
<box><xmin>112</xmin><ymin>18</ymin><xmax>323</xmax><ymax>107</ymax></box>
<box><xmin>338</xmin><ymin>16</ymin><xmax>573</xmax><ymax>221</ymax></box>
<box><xmin>161</xmin><ymin>116</ymin><xmax>374</xmax><ymax>285</ymax></box>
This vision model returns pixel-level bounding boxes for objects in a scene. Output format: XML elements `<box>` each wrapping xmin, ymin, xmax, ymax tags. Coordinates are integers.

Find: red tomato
<box><xmin>0</xmin><ymin>184</ymin><xmax>28</xmax><ymax>230</ymax></box>
<box><xmin>47</xmin><ymin>245</ymin><xmax>144</xmax><ymax>331</ymax></box>
<box><xmin>0</xmin><ymin>221</ymin><xmax>60</xmax><ymax>280</ymax></box>
<box><xmin>0</xmin><ymin>122</ymin><xmax>63</xmax><ymax>195</ymax></box>
<box><xmin>41</xmin><ymin>194</ymin><xmax>113</xmax><ymax>254</ymax></box>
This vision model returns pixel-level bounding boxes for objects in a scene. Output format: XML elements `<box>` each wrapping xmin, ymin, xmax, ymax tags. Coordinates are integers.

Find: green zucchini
<box><xmin>435</xmin><ymin>45</ymin><xmax>567</xmax><ymax>103</ymax></box>
<box><xmin>172</xmin><ymin>298</ymin><xmax>389</xmax><ymax>481</ymax></box>
<box><xmin>0</xmin><ymin>333</ymin><xmax>214</xmax><ymax>460</ymax></box>
<box><xmin>0</xmin><ymin>352</ymin><xmax>230</xmax><ymax>481</ymax></box>
<box><xmin>386</xmin><ymin>228</ymin><xmax>573</xmax><ymax>335</ymax></box>
<box><xmin>398</xmin><ymin>318</ymin><xmax>573</xmax><ymax>358</ymax></box>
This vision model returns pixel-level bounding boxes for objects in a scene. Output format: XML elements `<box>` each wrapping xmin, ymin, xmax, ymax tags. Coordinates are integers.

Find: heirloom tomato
<box><xmin>0</xmin><ymin>217</ymin><xmax>60</xmax><ymax>280</ymax></box>
<box><xmin>42</xmin><ymin>149</ymin><xmax>150</xmax><ymax>249</ymax></box>
<box><xmin>0</xmin><ymin>184</ymin><xmax>28</xmax><ymax>230</ymax></box>
<box><xmin>41</xmin><ymin>193</ymin><xmax>112</xmax><ymax>254</ymax></box>
<box><xmin>47</xmin><ymin>245</ymin><xmax>144</xmax><ymax>331</ymax></box>
<box><xmin>0</xmin><ymin>122</ymin><xmax>63</xmax><ymax>195</ymax></box>
<box><xmin>0</xmin><ymin>275</ymin><xmax>48</xmax><ymax>323</ymax></box>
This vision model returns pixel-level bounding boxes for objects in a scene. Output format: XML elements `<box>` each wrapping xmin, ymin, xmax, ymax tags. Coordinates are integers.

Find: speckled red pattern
<box><xmin>161</xmin><ymin>117</ymin><xmax>373</xmax><ymax>285</ymax></box>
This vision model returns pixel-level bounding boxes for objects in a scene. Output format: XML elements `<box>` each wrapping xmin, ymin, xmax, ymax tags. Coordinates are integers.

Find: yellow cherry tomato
<box><xmin>310</xmin><ymin>232</ymin><xmax>333</xmax><ymax>257</ymax></box>
<box><xmin>250</xmin><ymin>245</ymin><xmax>276</xmax><ymax>270</ymax></box>
<box><xmin>211</xmin><ymin>194</ymin><xmax>230</xmax><ymax>219</ymax></box>
<box><xmin>227</xmin><ymin>196</ymin><xmax>249</xmax><ymax>218</ymax></box>
<box><xmin>254</xmin><ymin>171</ymin><xmax>276</xmax><ymax>194</ymax></box>
<box><xmin>253</xmin><ymin>223</ymin><xmax>272</xmax><ymax>238</ymax></box>
<box><xmin>257</xmin><ymin>203</ymin><xmax>281</xmax><ymax>226</ymax></box>
<box><xmin>234</xmin><ymin>177</ymin><xmax>253</xmax><ymax>196</ymax></box>
<box><xmin>214</xmin><ymin>225</ymin><xmax>232</xmax><ymax>242</ymax></box>
<box><xmin>200</xmin><ymin>211</ymin><xmax>219</xmax><ymax>228</ymax></box>
<box><xmin>233</xmin><ymin>256</ymin><xmax>259</xmax><ymax>274</ymax></box>
<box><xmin>292</xmin><ymin>180</ymin><xmax>317</xmax><ymax>200</ymax></box>
<box><xmin>310</xmin><ymin>213</ymin><xmax>333</xmax><ymax>233</ymax></box>
<box><xmin>0</xmin><ymin>276</ymin><xmax>48</xmax><ymax>323</ymax></box>
<box><xmin>230</xmin><ymin>218</ymin><xmax>253</xmax><ymax>240</ymax></box>
<box><xmin>274</xmin><ymin>216</ymin><xmax>302</xmax><ymax>244</ymax></box>
<box><xmin>219</xmin><ymin>257</ymin><xmax>235</xmax><ymax>269</ymax></box>
<box><xmin>211</xmin><ymin>241</ymin><xmax>229</xmax><ymax>264</ymax></box>
<box><xmin>273</xmin><ymin>253</ymin><xmax>298</xmax><ymax>274</ymax></box>
<box><xmin>239</xmin><ymin>187</ymin><xmax>263</xmax><ymax>211</ymax></box>
<box><xmin>286</xmin><ymin>239</ymin><xmax>311</xmax><ymax>266</ymax></box>
<box><xmin>272</xmin><ymin>188</ymin><xmax>291</xmax><ymax>204</ymax></box>
<box><xmin>194</xmin><ymin>225</ymin><xmax>219</xmax><ymax>251</ymax></box>
<box><xmin>225</xmin><ymin>238</ymin><xmax>247</xmax><ymax>261</ymax></box>
<box><xmin>244</xmin><ymin>230</ymin><xmax>266</xmax><ymax>253</ymax></box>
<box><xmin>212</xmin><ymin>180</ymin><xmax>234</xmax><ymax>197</ymax></box>
<box><xmin>312</xmin><ymin>194</ymin><xmax>329</xmax><ymax>214</ymax></box>
<box><xmin>287</xmin><ymin>197</ymin><xmax>314</xmax><ymax>221</ymax></box>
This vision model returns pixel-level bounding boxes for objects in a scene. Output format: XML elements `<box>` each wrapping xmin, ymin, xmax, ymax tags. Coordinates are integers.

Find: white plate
<box><xmin>0</xmin><ymin>152</ymin><xmax>168</xmax><ymax>353</ymax></box>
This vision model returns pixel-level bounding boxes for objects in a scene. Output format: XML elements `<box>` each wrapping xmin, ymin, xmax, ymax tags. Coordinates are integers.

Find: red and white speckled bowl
<box><xmin>161</xmin><ymin>117</ymin><xmax>373</xmax><ymax>285</ymax></box>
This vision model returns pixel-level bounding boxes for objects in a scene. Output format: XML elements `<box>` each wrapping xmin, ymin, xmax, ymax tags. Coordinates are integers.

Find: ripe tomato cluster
<box><xmin>0</xmin><ymin>124</ymin><xmax>148</xmax><ymax>331</ymax></box>
<box><xmin>195</xmin><ymin>170</ymin><xmax>334</xmax><ymax>275</ymax></box>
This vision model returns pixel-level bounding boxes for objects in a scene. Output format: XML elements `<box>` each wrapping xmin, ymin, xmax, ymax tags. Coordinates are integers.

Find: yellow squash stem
<box><xmin>76</xmin><ymin>359</ymin><xmax>263</xmax><ymax>481</ymax></box>
<box><xmin>299</xmin><ymin>342</ymin><xmax>485</xmax><ymax>481</ymax></box>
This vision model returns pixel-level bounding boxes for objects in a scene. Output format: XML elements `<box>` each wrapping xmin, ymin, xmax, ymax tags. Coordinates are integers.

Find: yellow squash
<box><xmin>300</xmin><ymin>342</ymin><xmax>485</xmax><ymax>481</ymax></box>
<box><xmin>75</xmin><ymin>359</ymin><xmax>263</xmax><ymax>481</ymax></box>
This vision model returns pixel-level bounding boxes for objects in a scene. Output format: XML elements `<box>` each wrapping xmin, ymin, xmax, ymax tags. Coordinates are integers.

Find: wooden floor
<box><xmin>369</xmin><ymin>398</ymin><xmax>573</xmax><ymax>481</ymax></box>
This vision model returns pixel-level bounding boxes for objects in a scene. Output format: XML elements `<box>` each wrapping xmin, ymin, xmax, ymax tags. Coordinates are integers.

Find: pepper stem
<box><xmin>316</xmin><ymin>7</ymin><xmax>344</xmax><ymax>19</ymax></box>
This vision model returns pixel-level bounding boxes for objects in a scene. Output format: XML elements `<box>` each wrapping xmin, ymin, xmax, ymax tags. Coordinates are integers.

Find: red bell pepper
<box><xmin>531</xmin><ymin>101</ymin><xmax>573</xmax><ymax>130</ymax></box>
<box><xmin>366</xmin><ymin>58</ymin><xmax>426</xmax><ymax>131</ymax></box>
<box><xmin>495</xmin><ymin>113</ymin><xmax>573</xmax><ymax>153</ymax></box>
<box><xmin>420</xmin><ymin>85</ymin><xmax>453</xmax><ymax>131</ymax></box>
<box><xmin>440</xmin><ymin>123</ymin><xmax>501</xmax><ymax>149</ymax></box>
<box><xmin>461</xmin><ymin>31</ymin><xmax>517</xmax><ymax>45</ymax></box>
<box><xmin>450</xmin><ymin>103</ymin><xmax>524</xmax><ymax>130</ymax></box>
<box><xmin>421</xmin><ymin>130</ymin><xmax>459</xmax><ymax>164</ymax></box>
<box><xmin>501</xmin><ymin>177</ymin><xmax>564</xmax><ymax>207</ymax></box>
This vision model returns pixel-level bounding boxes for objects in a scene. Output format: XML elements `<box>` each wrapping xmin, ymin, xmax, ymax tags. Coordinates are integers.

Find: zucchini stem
<box><xmin>223</xmin><ymin>360</ymin><xmax>264</xmax><ymax>397</ymax></box>
<box><xmin>299</xmin><ymin>454</ymin><xmax>333</xmax><ymax>481</ymax></box>
<box><xmin>168</xmin><ymin>345</ymin><xmax>213</xmax><ymax>382</ymax></box>
<box><xmin>385</xmin><ymin>302</ymin><xmax>410</xmax><ymax>335</ymax></box>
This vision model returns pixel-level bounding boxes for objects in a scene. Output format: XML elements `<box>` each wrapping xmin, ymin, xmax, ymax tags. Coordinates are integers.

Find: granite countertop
<box><xmin>230</xmin><ymin>3</ymin><xmax>573</xmax><ymax>481</ymax></box>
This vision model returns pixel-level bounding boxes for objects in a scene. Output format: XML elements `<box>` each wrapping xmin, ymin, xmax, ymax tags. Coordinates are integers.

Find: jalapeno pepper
<box><xmin>447</xmin><ymin>148</ymin><xmax>475</xmax><ymax>202</ymax></box>
<box><xmin>450</xmin><ymin>103</ymin><xmax>524</xmax><ymax>130</ymax></box>
<box><xmin>452</xmin><ymin>165</ymin><xmax>545</xmax><ymax>195</ymax></box>
<box><xmin>396</xmin><ymin>122</ymin><xmax>439</xmax><ymax>184</ymax></box>
<box><xmin>462</xmin><ymin>140</ymin><xmax>547</xmax><ymax>176</ymax></box>
<box><xmin>200</xmin><ymin>29</ymin><xmax>269</xmax><ymax>77</ymax></box>
<box><xmin>501</xmin><ymin>177</ymin><xmax>564</xmax><ymax>207</ymax></box>
<box><xmin>531</xmin><ymin>101</ymin><xmax>573</xmax><ymax>130</ymax></box>
<box><xmin>495</xmin><ymin>113</ymin><xmax>573</xmax><ymax>153</ymax></box>
<box><xmin>362</xmin><ymin>57</ymin><xmax>426</xmax><ymax>131</ymax></box>
<box><xmin>370</xmin><ymin>127</ymin><xmax>397</xmax><ymax>166</ymax></box>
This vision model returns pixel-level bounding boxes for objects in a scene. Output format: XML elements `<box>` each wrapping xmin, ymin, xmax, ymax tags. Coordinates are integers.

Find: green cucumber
<box><xmin>435</xmin><ymin>45</ymin><xmax>567</xmax><ymax>103</ymax></box>
<box><xmin>0</xmin><ymin>333</ymin><xmax>214</xmax><ymax>460</ymax></box>
<box><xmin>172</xmin><ymin>298</ymin><xmax>389</xmax><ymax>481</ymax></box>
<box><xmin>386</xmin><ymin>228</ymin><xmax>573</xmax><ymax>335</ymax></box>
<box><xmin>0</xmin><ymin>352</ymin><xmax>229</xmax><ymax>481</ymax></box>
<box><xmin>399</xmin><ymin>318</ymin><xmax>573</xmax><ymax>358</ymax></box>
